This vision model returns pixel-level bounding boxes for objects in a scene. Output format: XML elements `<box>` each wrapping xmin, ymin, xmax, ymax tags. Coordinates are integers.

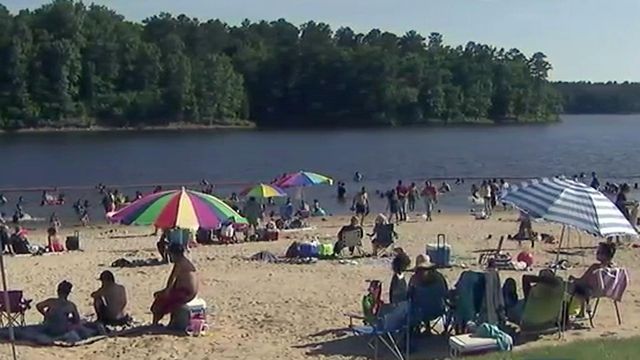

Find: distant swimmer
<box><xmin>353</xmin><ymin>172</ymin><xmax>363</xmax><ymax>183</ymax></box>
<box><xmin>337</xmin><ymin>182</ymin><xmax>347</xmax><ymax>201</ymax></box>
<box><xmin>0</xmin><ymin>193</ymin><xmax>7</xmax><ymax>206</ymax></box>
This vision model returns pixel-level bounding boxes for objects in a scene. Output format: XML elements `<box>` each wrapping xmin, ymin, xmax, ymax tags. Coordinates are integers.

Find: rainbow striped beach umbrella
<box><xmin>240</xmin><ymin>183</ymin><xmax>287</xmax><ymax>199</ymax></box>
<box><xmin>108</xmin><ymin>188</ymin><xmax>247</xmax><ymax>230</ymax></box>
<box><xmin>273</xmin><ymin>171</ymin><xmax>333</xmax><ymax>188</ymax></box>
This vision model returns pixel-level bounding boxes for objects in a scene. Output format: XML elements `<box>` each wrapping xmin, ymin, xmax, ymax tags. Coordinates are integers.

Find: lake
<box><xmin>1</xmin><ymin>114</ymin><xmax>639</xmax><ymax>223</ymax></box>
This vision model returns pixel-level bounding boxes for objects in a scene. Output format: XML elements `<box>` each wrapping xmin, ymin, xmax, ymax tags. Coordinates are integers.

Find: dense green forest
<box><xmin>0</xmin><ymin>0</ymin><xmax>562</xmax><ymax>130</ymax></box>
<box><xmin>554</xmin><ymin>82</ymin><xmax>640</xmax><ymax>114</ymax></box>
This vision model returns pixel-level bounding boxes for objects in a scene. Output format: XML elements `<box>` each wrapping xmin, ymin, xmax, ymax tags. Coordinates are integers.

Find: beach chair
<box><xmin>348</xmin><ymin>301</ymin><xmax>410</xmax><ymax>360</ymax></box>
<box><xmin>409</xmin><ymin>272</ymin><xmax>451</xmax><ymax>335</ymax></box>
<box><xmin>339</xmin><ymin>228</ymin><xmax>365</xmax><ymax>257</ymax></box>
<box><xmin>0</xmin><ymin>290</ymin><xmax>32</xmax><ymax>327</ymax></box>
<box><xmin>585</xmin><ymin>267</ymin><xmax>628</xmax><ymax>327</ymax></box>
<box><xmin>371</xmin><ymin>224</ymin><xmax>397</xmax><ymax>256</ymax></box>
<box><xmin>518</xmin><ymin>282</ymin><xmax>566</xmax><ymax>334</ymax></box>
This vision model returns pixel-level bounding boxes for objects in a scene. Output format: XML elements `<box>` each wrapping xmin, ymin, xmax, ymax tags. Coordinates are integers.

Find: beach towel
<box><xmin>474</xmin><ymin>323</ymin><xmax>512</xmax><ymax>351</ymax></box>
<box><xmin>592</xmin><ymin>267</ymin><xmax>629</xmax><ymax>302</ymax></box>
<box><xmin>483</xmin><ymin>270</ymin><xmax>504</xmax><ymax>325</ymax></box>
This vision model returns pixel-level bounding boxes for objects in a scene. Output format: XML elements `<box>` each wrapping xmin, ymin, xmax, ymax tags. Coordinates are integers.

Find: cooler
<box><xmin>169</xmin><ymin>297</ymin><xmax>208</xmax><ymax>331</ymax></box>
<box><xmin>449</xmin><ymin>334</ymin><xmax>499</xmax><ymax>357</ymax></box>
<box><xmin>426</xmin><ymin>233</ymin><xmax>451</xmax><ymax>267</ymax></box>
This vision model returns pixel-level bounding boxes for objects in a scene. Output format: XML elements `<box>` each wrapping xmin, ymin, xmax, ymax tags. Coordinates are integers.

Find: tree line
<box><xmin>554</xmin><ymin>81</ymin><xmax>640</xmax><ymax>114</ymax></box>
<box><xmin>0</xmin><ymin>0</ymin><xmax>562</xmax><ymax>130</ymax></box>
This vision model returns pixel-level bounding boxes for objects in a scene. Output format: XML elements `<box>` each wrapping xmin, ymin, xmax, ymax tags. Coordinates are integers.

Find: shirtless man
<box><xmin>36</xmin><ymin>281</ymin><xmax>80</xmax><ymax>336</ymax></box>
<box><xmin>91</xmin><ymin>270</ymin><xmax>128</xmax><ymax>325</ymax></box>
<box><xmin>150</xmin><ymin>243</ymin><xmax>198</xmax><ymax>325</ymax></box>
<box><xmin>352</xmin><ymin>187</ymin><xmax>369</xmax><ymax>226</ymax></box>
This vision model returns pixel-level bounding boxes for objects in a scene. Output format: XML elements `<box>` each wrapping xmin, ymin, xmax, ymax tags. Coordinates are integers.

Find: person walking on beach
<box><xmin>408</xmin><ymin>182</ymin><xmax>418</xmax><ymax>212</ymax></box>
<box><xmin>151</xmin><ymin>243</ymin><xmax>198</xmax><ymax>326</ymax></box>
<box><xmin>590</xmin><ymin>172</ymin><xmax>600</xmax><ymax>190</ymax></box>
<box><xmin>421</xmin><ymin>181</ymin><xmax>438</xmax><ymax>221</ymax></box>
<box><xmin>479</xmin><ymin>180</ymin><xmax>492</xmax><ymax>217</ymax></box>
<box><xmin>386</xmin><ymin>189</ymin><xmax>401</xmax><ymax>224</ymax></box>
<box><xmin>352</xmin><ymin>187</ymin><xmax>369</xmax><ymax>225</ymax></box>
<box><xmin>396</xmin><ymin>180</ymin><xmax>408</xmax><ymax>221</ymax></box>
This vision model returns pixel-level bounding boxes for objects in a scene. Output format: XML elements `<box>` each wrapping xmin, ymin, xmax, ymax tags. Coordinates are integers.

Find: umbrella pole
<box><xmin>555</xmin><ymin>225</ymin><xmax>566</xmax><ymax>265</ymax></box>
<box><xmin>0</xmin><ymin>252</ymin><xmax>17</xmax><ymax>360</ymax></box>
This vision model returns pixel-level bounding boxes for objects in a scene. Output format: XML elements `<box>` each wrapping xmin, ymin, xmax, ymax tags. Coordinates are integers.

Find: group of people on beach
<box><xmin>34</xmin><ymin>241</ymin><xmax>198</xmax><ymax>337</ymax></box>
<box><xmin>347</xmin><ymin>180</ymin><xmax>443</xmax><ymax>225</ymax></box>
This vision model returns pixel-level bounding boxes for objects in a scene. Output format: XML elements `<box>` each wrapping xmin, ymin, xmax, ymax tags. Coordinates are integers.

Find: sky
<box><xmin>4</xmin><ymin>0</ymin><xmax>640</xmax><ymax>82</ymax></box>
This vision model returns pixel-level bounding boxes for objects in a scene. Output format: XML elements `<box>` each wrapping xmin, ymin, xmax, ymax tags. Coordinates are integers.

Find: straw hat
<box><xmin>414</xmin><ymin>254</ymin><xmax>435</xmax><ymax>270</ymax></box>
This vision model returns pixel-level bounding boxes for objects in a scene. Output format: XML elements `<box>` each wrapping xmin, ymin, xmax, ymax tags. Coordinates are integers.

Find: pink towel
<box><xmin>593</xmin><ymin>267</ymin><xmax>629</xmax><ymax>302</ymax></box>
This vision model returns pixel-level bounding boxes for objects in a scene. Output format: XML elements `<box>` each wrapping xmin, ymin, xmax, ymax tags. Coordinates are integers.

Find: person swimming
<box><xmin>353</xmin><ymin>172</ymin><xmax>363</xmax><ymax>182</ymax></box>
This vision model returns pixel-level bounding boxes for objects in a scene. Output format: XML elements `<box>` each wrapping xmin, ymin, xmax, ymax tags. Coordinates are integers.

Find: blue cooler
<box><xmin>298</xmin><ymin>242</ymin><xmax>319</xmax><ymax>258</ymax></box>
<box><xmin>426</xmin><ymin>234</ymin><xmax>451</xmax><ymax>267</ymax></box>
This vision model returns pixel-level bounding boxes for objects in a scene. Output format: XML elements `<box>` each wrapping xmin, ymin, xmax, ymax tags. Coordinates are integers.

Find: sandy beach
<box><xmin>2</xmin><ymin>211</ymin><xmax>639</xmax><ymax>360</ymax></box>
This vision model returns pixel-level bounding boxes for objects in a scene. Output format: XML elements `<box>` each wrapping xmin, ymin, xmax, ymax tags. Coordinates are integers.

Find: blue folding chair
<box><xmin>349</xmin><ymin>301</ymin><xmax>411</xmax><ymax>360</ymax></box>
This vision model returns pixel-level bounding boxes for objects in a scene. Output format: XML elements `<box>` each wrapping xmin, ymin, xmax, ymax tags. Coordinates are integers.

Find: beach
<box><xmin>1</xmin><ymin>212</ymin><xmax>638</xmax><ymax>360</ymax></box>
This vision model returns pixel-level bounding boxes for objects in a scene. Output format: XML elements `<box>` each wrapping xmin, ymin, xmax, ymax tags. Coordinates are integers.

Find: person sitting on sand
<box><xmin>47</xmin><ymin>226</ymin><xmax>65</xmax><ymax>252</ymax></box>
<box><xmin>296</xmin><ymin>200</ymin><xmax>311</xmax><ymax>218</ymax></box>
<box><xmin>10</xmin><ymin>226</ymin><xmax>32</xmax><ymax>255</ymax></box>
<box><xmin>311</xmin><ymin>199</ymin><xmax>326</xmax><ymax>217</ymax></box>
<box><xmin>151</xmin><ymin>243</ymin><xmax>199</xmax><ymax>325</ymax></box>
<box><xmin>36</xmin><ymin>281</ymin><xmax>80</xmax><ymax>336</ymax></box>
<box><xmin>280</xmin><ymin>198</ymin><xmax>294</xmax><ymax>221</ymax></box>
<box><xmin>91</xmin><ymin>271</ymin><xmax>129</xmax><ymax>326</ymax></box>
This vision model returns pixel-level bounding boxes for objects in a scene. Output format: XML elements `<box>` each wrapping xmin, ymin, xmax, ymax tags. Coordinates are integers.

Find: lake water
<box><xmin>1</xmin><ymin>114</ymin><xmax>639</xmax><ymax>223</ymax></box>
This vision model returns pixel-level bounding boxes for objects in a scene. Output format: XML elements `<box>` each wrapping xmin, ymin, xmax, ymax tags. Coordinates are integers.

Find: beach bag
<box><xmin>318</xmin><ymin>243</ymin><xmax>334</xmax><ymax>258</ymax></box>
<box><xmin>65</xmin><ymin>231</ymin><xmax>80</xmax><ymax>251</ymax></box>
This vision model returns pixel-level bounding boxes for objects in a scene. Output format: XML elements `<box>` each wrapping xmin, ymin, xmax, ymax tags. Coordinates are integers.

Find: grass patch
<box><xmin>474</xmin><ymin>337</ymin><xmax>638</xmax><ymax>360</ymax></box>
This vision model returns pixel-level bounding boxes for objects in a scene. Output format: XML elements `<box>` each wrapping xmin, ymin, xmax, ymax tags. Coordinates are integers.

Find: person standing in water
<box><xmin>352</xmin><ymin>187</ymin><xmax>369</xmax><ymax>226</ymax></box>
<box><xmin>337</xmin><ymin>182</ymin><xmax>347</xmax><ymax>202</ymax></box>
<box><xmin>396</xmin><ymin>180</ymin><xmax>408</xmax><ymax>221</ymax></box>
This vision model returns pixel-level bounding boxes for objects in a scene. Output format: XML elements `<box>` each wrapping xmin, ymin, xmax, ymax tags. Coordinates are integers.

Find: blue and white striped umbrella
<box><xmin>501</xmin><ymin>177</ymin><xmax>637</xmax><ymax>237</ymax></box>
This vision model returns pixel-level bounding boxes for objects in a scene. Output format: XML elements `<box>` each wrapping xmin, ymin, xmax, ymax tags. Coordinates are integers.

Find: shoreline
<box><xmin>0</xmin><ymin>122</ymin><xmax>256</xmax><ymax>134</ymax></box>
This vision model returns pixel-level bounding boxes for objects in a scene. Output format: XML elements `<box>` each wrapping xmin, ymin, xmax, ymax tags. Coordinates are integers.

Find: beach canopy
<box><xmin>240</xmin><ymin>183</ymin><xmax>287</xmax><ymax>199</ymax></box>
<box><xmin>108</xmin><ymin>188</ymin><xmax>247</xmax><ymax>230</ymax></box>
<box><xmin>273</xmin><ymin>171</ymin><xmax>333</xmax><ymax>188</ymax></box>
<box><xmin>501</xmin><ymin>177</ymin><xmax>637</xmax><ymax>238</ymax></box>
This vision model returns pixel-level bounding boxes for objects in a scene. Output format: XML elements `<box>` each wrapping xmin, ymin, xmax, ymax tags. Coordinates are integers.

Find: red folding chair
<box><xmin>0</xmin><ymin>290</ymin><xmax>32</xmax><ymax>327</ymax></box>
